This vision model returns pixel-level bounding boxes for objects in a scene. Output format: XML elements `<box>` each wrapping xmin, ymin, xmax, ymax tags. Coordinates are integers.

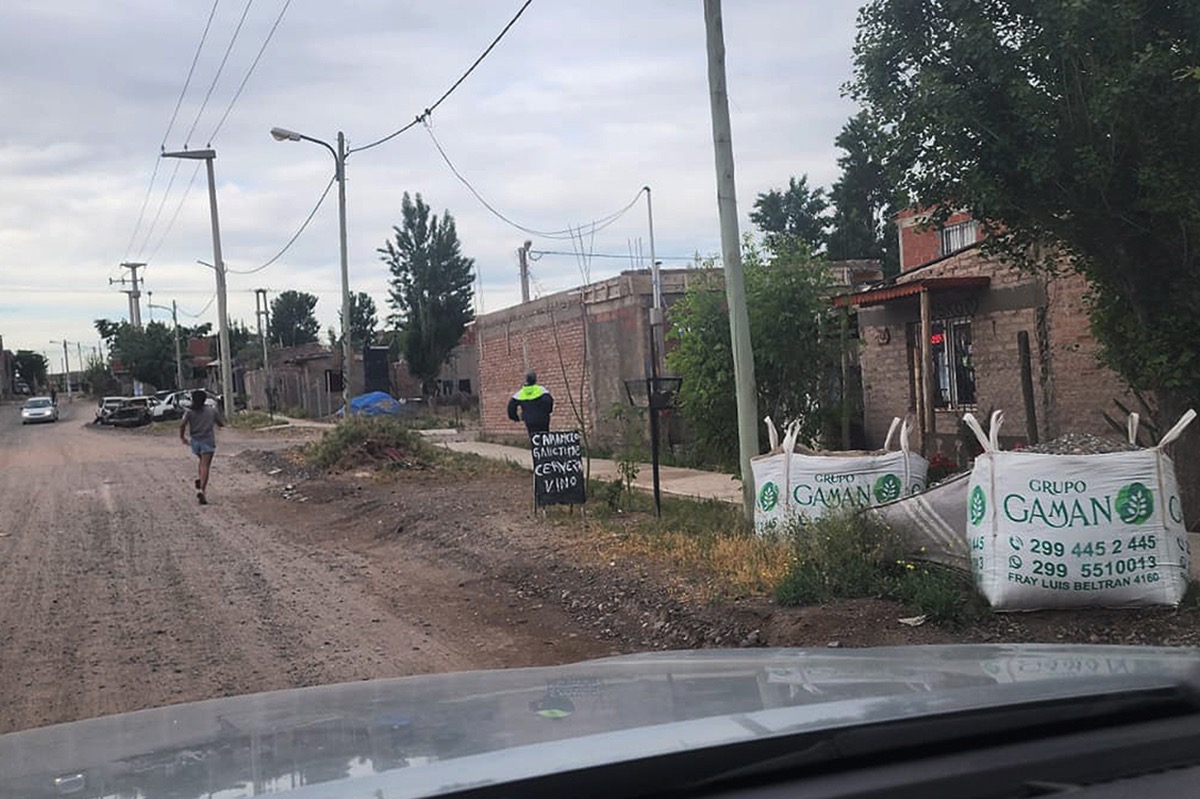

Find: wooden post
<box><xmin>1018</xmin><ymin>330</ymin><xmax>1039</xmax><ymax>444</ymax></box>
<box><xmin>919</xmin><ymin>288</ymin><xmax>935</xmax><ymax>453</ymax></box>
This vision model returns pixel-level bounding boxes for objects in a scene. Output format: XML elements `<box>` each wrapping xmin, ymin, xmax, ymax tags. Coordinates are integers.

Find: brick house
<box><xmin>834</xmin><ymin>209</ymin><xmax>1133</xmax><ymax>459</ymax></box>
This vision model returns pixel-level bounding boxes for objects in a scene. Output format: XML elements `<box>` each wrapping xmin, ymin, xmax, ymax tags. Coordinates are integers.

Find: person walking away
<box><xmin>180</xmin><ymin>389</ymin><xmax>224</xmax><ymax>505</ymax></box>
<box><xmin>507</xmin><ymin>370</ymin><xmax>553</xmax><ymax>435</ymax></box>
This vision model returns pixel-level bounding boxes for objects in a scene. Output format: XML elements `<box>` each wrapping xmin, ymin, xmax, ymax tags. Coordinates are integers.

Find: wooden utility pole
<box><xmin>704</xmin><ymin>0</ymin><xmax>759</xmax><ymax>520</ymax></box>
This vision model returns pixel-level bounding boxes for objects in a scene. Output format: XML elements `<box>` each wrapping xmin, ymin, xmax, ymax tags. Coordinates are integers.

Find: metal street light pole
<box><xmin>149</xmin><ymin>300</ymin><xmax>184</xmax><ymax>389</ymax></box>
<box><xmin>269</xmin><ymin>127</ymin><xmax>352</xmax><ymax>416</ymax></box>
<box><xmin>50</xmin><ymin>339</ymin><xmax>71</xmax><ymax>400</ymax></box>
<box><xmin>162</xmin><ymin>148</ymin><xmax>234</xmax><ymax>420</ymax></box>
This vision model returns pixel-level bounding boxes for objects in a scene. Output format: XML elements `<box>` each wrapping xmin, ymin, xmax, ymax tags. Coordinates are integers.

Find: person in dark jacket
<box><xmin>507</xmin><ymin>370</ymin><xmax>553</xmax><ymax>435</ymax></box>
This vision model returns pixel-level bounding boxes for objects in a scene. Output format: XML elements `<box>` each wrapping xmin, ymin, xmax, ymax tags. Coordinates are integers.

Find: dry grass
<box><xmin>546</xmin><ymin>487</ymin><xmax>789</xmax><ymax>601</ymax></box>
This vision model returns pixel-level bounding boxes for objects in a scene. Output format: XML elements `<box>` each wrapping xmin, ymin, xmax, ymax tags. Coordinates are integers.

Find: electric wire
<box><xmin>135</xmin><ymin>159</ymin><xmax>184</xmax><ymax>263</ymax></box>
<box><xmin>424</xmin><ymin>123</ymin><xmax>644</xmax><ymax>240</ymax></box>
<box><xmin>122</xmin><ymin>0</ymin><xmax>221</xmax><ymax>269</ymax></box>
<box><xmin>530</xmin><ymin>250</ymin><xmax>702</xmax><ymax>261</ymax></box>
<box><xmin>179</xmin><ymin>293</ymin><xmax>218</xmax><ymax>317</ymax></box>
<box><xmin>226</xmin><ymin>174</ymin><xmax>337</xmax><ymax>274</ymax></box>
<box><xmin>350</xmin><ymin>0</ymin><xmax>533</xmax><ymax>155</ymax></box>
<box><xmin>207</xmin><ymin>0</ymin><xmax>293</xmax><ymax>143</ymax></box>
<box><xmin>184</xmin><ymin>0</ymin><xmax>256</xmax><ymax>147</ymax></box>
<box><xmin>147</xmin><ymin>162</ymin><xmax>205</xmax><ymax>263</ymax></box>
<box><xmin>165</xmin><ymin>0</ymin><xmax>222</xmax><ymax>146</ymax></box>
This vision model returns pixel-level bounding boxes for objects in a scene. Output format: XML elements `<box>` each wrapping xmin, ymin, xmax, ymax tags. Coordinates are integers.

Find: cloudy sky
<box><xmin>0</xmin><ymin>0</ymin><xmax>864</xmax><ymax>368</ymax></box>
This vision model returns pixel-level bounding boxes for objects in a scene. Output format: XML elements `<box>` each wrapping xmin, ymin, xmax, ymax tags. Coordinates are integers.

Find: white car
<box><xmin>21</xmin><ymin>396</ymin><xmax>59</xmax><ymax>424</ymax></box>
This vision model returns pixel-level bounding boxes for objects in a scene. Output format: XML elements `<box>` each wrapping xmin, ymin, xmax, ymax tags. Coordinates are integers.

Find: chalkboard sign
<box><xmin>531</xmin><ymin>430</ymin><xmax>586</xmax><ymax>506</ymax></box>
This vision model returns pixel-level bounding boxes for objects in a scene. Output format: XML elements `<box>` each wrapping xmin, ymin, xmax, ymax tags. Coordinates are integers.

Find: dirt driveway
<box><xmin>0</xmin><ymin>404</ymin><xmax>617</xmax><ymax>735</ymax></box>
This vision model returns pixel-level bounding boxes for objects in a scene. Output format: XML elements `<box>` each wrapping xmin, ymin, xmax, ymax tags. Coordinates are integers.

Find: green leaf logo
<box><xmin>873</xmin><ymin>474</ymin><xmax>902</xmax><ymax>503</ymax></box>
<box><xmin>1115</xmin><ymin>482</ymin><xmax>1154</xmax><ymax>526</ymax></box>
<box><xmin>758</xmin><ymin>481</ymin><xmax>780</xmax><ymax>512</ymax></box>
<box><xmin>969</xmin><ymin>486</ymin><xmax>987</xmax><ymax>527</ymax></box>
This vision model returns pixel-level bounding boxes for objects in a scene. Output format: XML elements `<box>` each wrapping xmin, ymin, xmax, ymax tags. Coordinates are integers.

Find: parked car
<box><xmin>20</xmin><ymin>396</ymin><xmax>58</xmax><ymax>424</ymax></box>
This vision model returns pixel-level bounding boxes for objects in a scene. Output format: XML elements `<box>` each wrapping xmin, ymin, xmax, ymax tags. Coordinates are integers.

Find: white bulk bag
<box><xmin>752</xmin><ymin>418</ymin><xmax>799</xmax><ymax>535</ymax></box>
<box><xmin>787</xmin><ymin>418</ymin><xmax>929</xmax><ymax>524</ymax></box>
<box><xmin>965</xmin><ymin>409</ymin><xmax>1195</xmax><ymax>610</ymax></box>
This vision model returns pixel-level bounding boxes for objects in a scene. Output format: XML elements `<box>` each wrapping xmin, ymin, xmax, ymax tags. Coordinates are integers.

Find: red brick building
<box><xmin>836</xmin><ymin>211</ymin><xmax>1132</xmax><ymax>459</ymax></box>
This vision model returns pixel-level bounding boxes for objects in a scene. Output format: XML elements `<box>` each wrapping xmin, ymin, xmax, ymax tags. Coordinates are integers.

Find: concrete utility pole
<box><xmin>112</xmin><ymin>262</ymin><xmax>145</xmax><ymax>328</ymax></box>
<box><xmin>704</xmin><ymin>0</ymin><xmax>759</xmax><ymax>520</ymax></box>
<box><xmin>518</xmin><ymin>240</ymin><xmax>532</xmax><ymax>303</ymax></box>
<box><xmin>163</xmin><ymin>148</ymin><xmax>234</xmax><ymax>421</ymax></box>
<box><xmin>255</xmin><ymin>288</ymin><xmax>274</xmax><ymax>417</ymax></box>
<box><xmin>50</xmin><ymin>339</ymin><xmax>71</xmax><ymax>400</ymax></box>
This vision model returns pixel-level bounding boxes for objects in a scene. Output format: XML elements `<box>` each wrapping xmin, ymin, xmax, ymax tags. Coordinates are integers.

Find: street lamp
<box><xmin>49</xmin><ymin>339</ymin><xmax>73</xmax><ymax>400</ymax></box>
<box><xmin>624</xmin><ymin>375</ymin><xmax>683</xmax><ymax>518</ymax></box>
<box><xmin>161</xmin><ymin>147</ymin><xmax>235</xmax><ymax>420</ymax></box>
<box><xmin>269</xmin><ymin>126</ymin><xmax>351</xmax><ymax>415</ymax></box>
<box><xmin>148</xmin><ymin>297</ymin><xmax>184</xmax><ymax>389</ymax></box>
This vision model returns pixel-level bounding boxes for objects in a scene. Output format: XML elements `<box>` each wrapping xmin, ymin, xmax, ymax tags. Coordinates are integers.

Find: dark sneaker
<box><xmin>197</xmin><ymin>491</ymin><xmax>208</xmax><ymax>505</ymax></box>
<box><xmin>195</xmin><ymin>478</ymin><xmax>201</xmax><ymax>489</ymax></box>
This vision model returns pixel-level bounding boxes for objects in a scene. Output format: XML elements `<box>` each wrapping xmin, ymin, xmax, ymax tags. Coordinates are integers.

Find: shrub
<box><xmin>774</xmin><ymin>510</ymin><xmax>987</xmax><ymax>625</ymax></box>
<box><xmin>306</xmin><ymin>416</ymin><xmax>436</xmax><ymax>470</ymax></box>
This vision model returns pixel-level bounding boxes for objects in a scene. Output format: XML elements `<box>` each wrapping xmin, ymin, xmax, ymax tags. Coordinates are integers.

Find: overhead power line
<box><xmin>184</xmin><ymin>0</ymin><xmax>256</xmax><ymax>147</ymax></box>
<box><xmin>423</xmin><ymin>123</ymin><xmax>644</xmax><ymax>240</ymax></box>
<box><xmin>123</xmin><ymin>0</ymin><xmax>221</xmax><ymax>268</ymax></box>
<box><xmin>179</xmin><ymin>293</ymin><xmax>218</xmax><ymax>317</ymax></box>
<box><xmin>351</xmin><ymin>0</ymin><xmax>534</xmax><ymax>155</ymax></box>
<box><xmin>165</xmin><ymin>0</ymin><xmax>222</xmax><ymax>147</ymax></box>
<box><xmin>207</xmin><ymin>0</ymin><xmax>293</xmax><ymax>142</ymax></box>
<box><xmin>147</xmin><ymin>162</ymin><xmax>204</xmax><ymax>263</ymax></box>
<box><xmin>530</xmin><ymin>250</ymin><xmax>704</xmax><ymax>262</ymax></box>
<box><xmin>226</xmin><ymin>174</ymin><xmax>337</xmax><ymax>274</ymax></box>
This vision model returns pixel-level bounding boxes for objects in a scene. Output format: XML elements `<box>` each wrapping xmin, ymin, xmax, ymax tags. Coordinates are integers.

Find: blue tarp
<box><xmin>341</xmin><ymin>391</ymin><xmax>409</xmax><ymax>417</ymax></box>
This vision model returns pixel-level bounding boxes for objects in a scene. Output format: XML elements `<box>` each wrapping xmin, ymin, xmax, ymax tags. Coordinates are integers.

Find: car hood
<box><xmin>2</xmin><ymin>645</ymin><xmax>1198</xmax><ymax>799</ymax></box>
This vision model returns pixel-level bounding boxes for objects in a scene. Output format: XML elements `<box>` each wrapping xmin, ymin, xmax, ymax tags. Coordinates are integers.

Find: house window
<box><xmin>939</xmin><ymin>220</ymin><xmax>979</xmax><ymax>255</ymax></box>
<box><xmin>931</xmin><ymin>318</ymin><xmax>976</xmax><ymax>408</ymax></box>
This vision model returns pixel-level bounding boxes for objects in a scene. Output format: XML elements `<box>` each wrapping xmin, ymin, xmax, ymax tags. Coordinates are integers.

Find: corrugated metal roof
<box><xmin>832</xmin><ymin>276</ymin><xmax>990</xmax><ymax>308</ymax></box>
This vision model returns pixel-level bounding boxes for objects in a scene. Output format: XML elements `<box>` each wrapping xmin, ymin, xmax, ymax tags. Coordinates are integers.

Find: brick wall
<box><xmin>477</xmin><ymin>296</ymin><xmax>589</xmax><ymax>440</ymax></box>
<box><xmin>1042</xmin><ymin>271</ymin><xmax>1134</xmax><ymax>436</ymax></box>
<box><xmin>896</xmin><ymin>208</ymin><xmax>980</xmax><ymax>272</ymax></box>
<box><xmin>476</xmin><ymin>269</ymin><xmax>700</xmax><ymax>444</ymax></box>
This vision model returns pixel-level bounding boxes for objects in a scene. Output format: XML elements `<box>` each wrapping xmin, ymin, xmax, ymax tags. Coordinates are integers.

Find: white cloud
<box><xmin>0</xmin><ymin>0</ymin><xmax>866</xmax><ymax>356</ymax></box>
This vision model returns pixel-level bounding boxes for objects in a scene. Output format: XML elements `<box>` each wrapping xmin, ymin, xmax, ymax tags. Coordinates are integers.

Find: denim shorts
<box><xmin>190</xmin><ymin>439</ymin><xmax>217</xmax><ymax>456</ymax></box>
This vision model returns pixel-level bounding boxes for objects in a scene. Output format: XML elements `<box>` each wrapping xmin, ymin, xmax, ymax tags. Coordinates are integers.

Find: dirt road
<box><xmin>0</xmin><ymin>403</ymin><xmax>616</xmax><ymax>735</ymax></box>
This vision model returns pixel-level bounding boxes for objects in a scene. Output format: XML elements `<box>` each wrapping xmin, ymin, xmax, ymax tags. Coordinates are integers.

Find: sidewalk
<box><xmin>432</xmin><ymin>438</ymin><xmax>743</xmax><ymax>505</ymax></box>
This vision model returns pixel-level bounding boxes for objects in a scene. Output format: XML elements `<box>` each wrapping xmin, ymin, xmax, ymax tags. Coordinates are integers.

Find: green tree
<box><xmin>750</xmin><ymin>175</ymin><xmax>830</xmax><ymax>255</ymax></box>
<box><xmin>94</xmin><ymin>319</ymin><xmax>179</xmax><ymax>389</ymax></box>
<box><xmin>667</xmin><ymin>237</ymin><xmax>836</xmax><ymax>469</ymax></box>
<box><xmin>268</xmin><ymin>290</ymin><xmax>320</xmax><ymax>347</ymax></box>
<box><xmin>83</xmin><ymin>353</ymin><xmax>120</xmax><ymax>396</ymax></box>
<box><xmin>849</xmin><ymin>0</ymin><xmax>1200</xmax><ymax>518</ymax></box>
<box><xmin>827</xmin><ymin>112</ymin><xmax>900</xmax><ymax>276</ymax></box>
<box><xmin>379</xmin><ymin>192</ymin><xmax>475</xmax><ymax>392</ymax></box>
<box><xmin>13</xmin><ymin>350</ymin><xmax>49</xmax><ymax>390</ymax></box>
<box><xmin>340</xmin><ymin>291</ymin><xmax>379</xmax><ymax>348</ymax></box>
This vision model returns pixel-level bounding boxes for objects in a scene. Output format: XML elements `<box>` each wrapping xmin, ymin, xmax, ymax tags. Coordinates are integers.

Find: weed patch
<box><xmin>306</xmin><ymin>417</ymin><xmax>438</xmax><ymax>471</ymax></box>
<box><xmin>228</xmin><ymin>411</ymin><xmax>280</xmax><ymax>430</ymax></box>
<box><xmin>774</xmin><ymin>510</ymin><xmax>988</xmax><ymax>626</ymax></box>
